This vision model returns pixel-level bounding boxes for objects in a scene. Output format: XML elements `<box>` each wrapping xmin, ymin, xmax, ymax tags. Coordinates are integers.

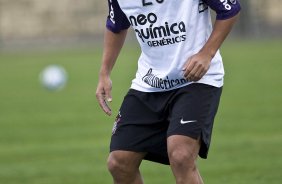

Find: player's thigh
<box><xmin>167</xmin><ymin>135</ymin><xmax>200</xmax><ymax>162</ymax></box>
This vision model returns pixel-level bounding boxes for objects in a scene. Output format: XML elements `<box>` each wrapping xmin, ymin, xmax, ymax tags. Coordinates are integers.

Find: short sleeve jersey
<box><xmin>106</xmin><ymin>0</ymin><xmax>241</xmax><ymax>92</ymax></box>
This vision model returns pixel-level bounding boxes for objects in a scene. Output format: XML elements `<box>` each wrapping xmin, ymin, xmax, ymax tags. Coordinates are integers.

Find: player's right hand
<box><xmin>96</xmin><ymin>75</ymin><xmax>112</xmax><ymax>116</ymax></box>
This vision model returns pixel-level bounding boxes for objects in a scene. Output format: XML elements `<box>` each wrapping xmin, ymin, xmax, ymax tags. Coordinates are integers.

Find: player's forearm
<box><xmin>200</xmin><ymin>13</ymin><xmax>239</xmax><ymax>58</ymax></box>
<box><xmin>99</xmin><ymin>29</ymin><xmax>128</xmax><ymax>77</ymax></box>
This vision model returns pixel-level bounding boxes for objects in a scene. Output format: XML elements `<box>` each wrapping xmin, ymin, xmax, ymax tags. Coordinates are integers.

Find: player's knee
<box><xmin>169</xmin><ymin>149</ymin><xmax>197</xmax><ymax>170</ymax></box>
<box><xmin>107</xmin><ymin>153</ymin><xmax>126</xmax><ymax>174</ymax></box>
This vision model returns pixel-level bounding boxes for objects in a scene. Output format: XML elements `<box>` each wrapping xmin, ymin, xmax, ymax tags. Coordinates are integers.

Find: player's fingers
<box><xmin>198</xmin><ymin>63</ymin><xmax>209</xmax><ymax>79</ymax></box>
<box><xmin>193</xmin><ymin>67</ymin><xmax>204</xmax><ymax>81</ymax></box>
<box><xmin>183</xmin><ymin>59</ymin><xmax>195</xmax><ymax>79</ymax></box>
<box><xmin>96</xmin><ymin>92</ymin><xmax>112</xmax><ymax>116</ymax></box>
<box><xmin>105</xmin><ymin>88</ymin><xmax>112</xmax><ymax>102</ymax></box>
<box><xmin>198</xmin><ymin>68</ymin><xmax>207</xmax><ymax>80</ymax></box>
<box><xmin>186</xmin><ymin>63</ymin><xmax>201</xmax><ymax>81</ymax></box>
<box><xmin>100</xmin><ymin>98</ymin><xmax>112</xmax><ymax>116</ymax></box>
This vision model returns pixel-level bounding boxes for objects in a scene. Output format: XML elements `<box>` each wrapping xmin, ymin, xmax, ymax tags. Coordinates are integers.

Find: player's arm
<box><xmin>183</xmin><ymin>0</ymin><xmax>241</xmax><ymax>82</ymax></box>
<box><xmin>96</xmin><ymin>0</ymin><xmax>130</xmax><ymax>116</ymax></box>
<box><xmin>96</xmin><ymin>29</ymin><xmax>128</xmax><ymax>116</ymax></box>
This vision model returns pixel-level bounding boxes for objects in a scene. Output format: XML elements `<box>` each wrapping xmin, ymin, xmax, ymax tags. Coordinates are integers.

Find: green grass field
<box><xmin>0</xmin><ymin>40</ymin><xmax>282</xmax><ymax>184</ymax></box>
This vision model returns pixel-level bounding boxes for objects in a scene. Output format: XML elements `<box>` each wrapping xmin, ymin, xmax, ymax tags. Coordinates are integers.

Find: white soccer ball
<box><xmin>40</xmin><ymin>65</ymin><xmax>67</xmax><ymax>91</ymax></box>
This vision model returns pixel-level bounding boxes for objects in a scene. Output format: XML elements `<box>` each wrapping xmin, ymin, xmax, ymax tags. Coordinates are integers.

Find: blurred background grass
<box><xmin>0</xmin><ymin>40</ymin><xmax>282</xmax><ymax>184</ymax></box>
<box><xmin>1</xmin><ymin>0</ymin><xmax>282</xmax><ymax>183</ymax></box>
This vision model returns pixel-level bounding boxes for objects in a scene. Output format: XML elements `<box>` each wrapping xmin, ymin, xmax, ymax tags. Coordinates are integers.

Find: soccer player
<box><xmin>96</xmin><ymin>0</ymin><xmax>241</xmax><ymax>183</ymax></box>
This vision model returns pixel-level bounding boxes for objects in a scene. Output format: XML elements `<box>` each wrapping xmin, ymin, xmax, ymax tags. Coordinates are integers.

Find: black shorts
<box><xmin>110</xmin><ymin>83</ymin><xmax>222</xmax><ymax>165</ymax></box>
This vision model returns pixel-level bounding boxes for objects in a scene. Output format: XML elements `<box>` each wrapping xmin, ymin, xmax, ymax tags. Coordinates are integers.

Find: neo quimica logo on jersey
<box><xmin>128</xmin><ymin>12</ymin><xmax>187</xmax><ymax>47</ymax></box>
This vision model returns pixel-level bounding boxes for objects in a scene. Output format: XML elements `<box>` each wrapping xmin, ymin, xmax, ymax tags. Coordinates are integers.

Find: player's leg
<box><xmin>167</xmin><ymin>84</ymin><xmax>222</xmax><ymax>184</ymax></box>
<box><xmin>167</xmin><ymin>135</ymin><xmax>203</xmax><ymax>184</ymax></box>
<box><xmin>107</xmin><ymin>150</ymin><xmax>146</xmax><ymax>184</ymax></box>
<box><xmin>108</xmin><ymin>89</ymin><xmax>172</xmax><ymax>183</ymax></box>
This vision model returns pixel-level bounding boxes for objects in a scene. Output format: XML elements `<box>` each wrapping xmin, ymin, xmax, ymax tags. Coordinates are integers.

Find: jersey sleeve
<box><xmin>204</xmin><ymin>0</ymin><xmax>241</xmax><ymax>20</ymax></box>
<box><xmin>106</xmin><ymin>0</ymin><xmax>130</xmax><ymax>33</ymax></box>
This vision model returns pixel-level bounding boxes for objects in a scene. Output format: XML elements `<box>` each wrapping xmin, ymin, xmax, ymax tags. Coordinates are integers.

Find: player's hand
<box><xmin>96</xmin><ymin>75</ymin><xmax>112</xmax><ymax>116</ymax></box>
<box><xmin>182</xmin><ymin>51</ymin><xmax>212</xmax><ymax>82</ymax></box>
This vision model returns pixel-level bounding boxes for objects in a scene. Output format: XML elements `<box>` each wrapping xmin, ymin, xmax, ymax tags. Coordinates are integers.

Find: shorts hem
<box><xmin>110</xmin><ymin>147</ymin><xmax>170</xmax><ymax>165</ymax></box>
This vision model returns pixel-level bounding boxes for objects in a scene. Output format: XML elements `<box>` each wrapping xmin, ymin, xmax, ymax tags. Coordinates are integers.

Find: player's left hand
<box><xmin>182</xmin><ymin>51</ymin><xmax>212</xmax><ymax>82</ymax></box>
